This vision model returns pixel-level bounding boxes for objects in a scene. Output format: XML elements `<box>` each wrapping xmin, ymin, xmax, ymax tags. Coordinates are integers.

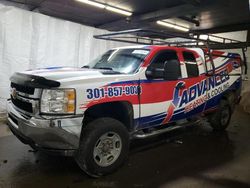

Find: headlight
<box><xmin>40</xmin><ymin>89</ymin><xmax>76</xmax><ymax>114</ymax></box>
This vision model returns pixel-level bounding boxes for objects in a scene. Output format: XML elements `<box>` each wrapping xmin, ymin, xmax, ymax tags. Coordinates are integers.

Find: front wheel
<box><xmin>75</xmin><ymin>118</ymin><xmax>129</xmax><ymax>177</ymax></box>
<box><xmin>208</xmin><ymin>99</ymin><xmax>232</xmax><ymax>131</ymax></box>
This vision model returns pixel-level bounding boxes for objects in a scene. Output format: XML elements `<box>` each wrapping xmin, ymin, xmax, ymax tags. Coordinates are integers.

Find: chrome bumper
<box><xmin>7</xmin><ymin>101</ymin><xmax>83</xmax><ymax>155</ymax></box>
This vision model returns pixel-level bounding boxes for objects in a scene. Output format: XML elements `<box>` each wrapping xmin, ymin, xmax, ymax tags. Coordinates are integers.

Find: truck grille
<box><xmin>11</xmin><ymin>82</ymin><xmax>35</xmax><ymax>95</ymax></box>
<box><xmin>11</xmin><ymin>96</ymin><xmax>33</xmax><ymax>113</ymax></box>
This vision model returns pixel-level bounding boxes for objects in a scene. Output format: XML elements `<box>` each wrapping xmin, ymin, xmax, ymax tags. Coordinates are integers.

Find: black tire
<box><xmin>208</xmin><ymin>99</ymin><xmax>232</xmax><ymax>131</ymax></box>
<box><xmin>75</xmin><ymin>117</ymin><xmax>129</xmax><ymax>177</ymax></box>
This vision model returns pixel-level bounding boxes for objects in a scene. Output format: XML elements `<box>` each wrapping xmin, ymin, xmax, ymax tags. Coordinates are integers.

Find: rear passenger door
<box><xmin>180</xmin><ymin>50</ymin><xmax>207</xmax><ymax>116</ymax></box>
<box><xmin>183</xmin><ymin>51</ymin><xmax>200</xmax><ymax>78</ymax></box>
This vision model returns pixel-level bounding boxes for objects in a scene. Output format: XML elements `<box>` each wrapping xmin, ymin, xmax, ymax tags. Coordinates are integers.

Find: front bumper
<box><xmin>7</xmin><ymin>101</ymin><xmax>83</xmax><ymax>156</ymax></box>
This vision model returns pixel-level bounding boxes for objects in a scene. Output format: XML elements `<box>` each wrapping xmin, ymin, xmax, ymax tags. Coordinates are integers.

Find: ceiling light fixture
<box><xmin>199</xmin><ymin>34</ymin><xmax>209</xmax><ymax>40</ymax></box>
<box><xmin>156</xmin><ymin>20</ymin><xmax>190</xmax><ymax>32</ymax></box>
<box><xmin>76</xmin><ymin>0</ymin><xmax>105</xmax><ymax>8</ymax></box>
<box><xmin>106</xmin><ymin>6</ymin><xmax>132</xmax><ymax>16</ymax></box>
<box><xmin>75</xmin><ymin>0</ymin><xmax>132</xmax><ymax>16</ymax></box>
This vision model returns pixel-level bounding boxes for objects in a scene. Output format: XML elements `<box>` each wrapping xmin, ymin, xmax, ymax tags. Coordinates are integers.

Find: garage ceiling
<box><xmin>7</xmin><ymin>0</ymin><xmax>250</xmax><ymax>35</ymax></box>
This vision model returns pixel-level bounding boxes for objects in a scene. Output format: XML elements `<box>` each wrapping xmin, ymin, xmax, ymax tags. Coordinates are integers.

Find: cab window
<box><xmin>183</xmin><ymin>51</ymin><xmax>199</xmax><ymax>77</ymax></box>
<box><xmin>149</xmin><ymin>50</ymin><xmax>182</xmax><ymax>80</ymax></box>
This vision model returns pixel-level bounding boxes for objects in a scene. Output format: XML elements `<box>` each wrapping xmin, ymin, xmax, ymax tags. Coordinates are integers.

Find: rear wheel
<box><xmin>208</xmin><ymin>99</ymin><xmax>232</xmax><ymax>131</ymax></box>
<box><xmin>75</xmin><ymin>118</ymin><xmax>129</xmax><ymax>177</ymax></box>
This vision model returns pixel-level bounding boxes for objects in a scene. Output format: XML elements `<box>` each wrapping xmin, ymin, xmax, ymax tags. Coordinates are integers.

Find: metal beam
<box><xmin>181</xmin><ymin>0</ymin><xmax>201</xmax><ymax>6</ymax></box>
<box><xmin>167</xmin><ymin>42</ymin><xmax>249</xmax><ymax>49</ymax></box>
<box><xmin>178</xmin><ymin>16</ymin><xmax>200</xmax><ymax>26</ymax></box>
<box><xmin>193</xmin><ymin>42</ymin><xmax>250</xmax><ymax>49</ymax></box>
<box><xmin>137</xmin><ymin>4</ymin><xmax>197</xmax><ymax>22</ymax></box>
<box><xmin>193</xmin><ymin>23</ymin><xmax>250</xmax><ymax>34</ymax></box>
<box><xmin>98</xmin><ymin>4</ymin><xmax>198</xmax><ymax>29</ymax></box>
<box><xmin>29</xmin><ymin>0</ymin><xmax>47</xmax><ymax>12</ymax></box>
<box><xmin>98</xmin><ymin>1</ymin><xmax>226</xmax><ymax>31</ymax></box>
<box><xmin>242</xmin><ymin>48</ymin><xmax>248</xmax><ymax>74</ymax></box>
<box><xmin>247</xmin><ymin>29</ymin><xmax>250</xmax><ymax>43</ymax></box>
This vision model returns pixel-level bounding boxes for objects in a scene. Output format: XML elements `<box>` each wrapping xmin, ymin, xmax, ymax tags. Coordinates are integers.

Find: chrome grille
<box><xmin>11</xmin><ymin>96</ymin><xmax>33</xmax><ymax>113</ymax></box>
<box><xmin>11</xmin><ymin>82</ymin><xmax>35</xmax><ymax>95</ymax></box>
<box><xmin>10</xmin><ymin>83</ymin><xmax>40</xmax><ymax>115</ymax></box>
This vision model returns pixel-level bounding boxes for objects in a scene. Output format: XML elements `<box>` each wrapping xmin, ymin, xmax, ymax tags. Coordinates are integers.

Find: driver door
<box><xmin>138</xmin><ymin>50</ymin><xmax>184</xmax><ymax>129</ymax></box>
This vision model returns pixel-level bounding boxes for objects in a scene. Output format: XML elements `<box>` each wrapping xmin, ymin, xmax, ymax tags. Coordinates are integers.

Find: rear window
<box><xmin>183</xmin><ymin>51</ymin><xmax>199</xmax><ymax>77</ymax></box>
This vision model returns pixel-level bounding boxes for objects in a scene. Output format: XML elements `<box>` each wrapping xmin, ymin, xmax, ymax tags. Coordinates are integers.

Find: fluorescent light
<box><xmin>156</xmin><ymin>20</ymin><xmax>189</xmax><ymax>32</ymax></box>
<box><xmin>173</xmin><ymin>25</ymin><xmax>189</xmax><ymax>32</ymax></box>
<box><xmin>76</xmin><ymin>0</ymin><xmax>105</xmax><ymax>8</ymax></box>
<box><xmin>157</xmin><ymin>21</ymin><xmax>174</xmax><ymax>28</ymax></box>
<box><xmin>75</xmin><ymin>0</ymin><xmax>132</xmax><ymax>16</ymax></box>
<box><xmin>199</xmin><ymin>34</ymin><xmax>208</xmax><ymax>40</ymax></box>
<box><xmin>106</xmin><ymin>6</ymin><xmax>132</xmax><ymax>16</ymax></box>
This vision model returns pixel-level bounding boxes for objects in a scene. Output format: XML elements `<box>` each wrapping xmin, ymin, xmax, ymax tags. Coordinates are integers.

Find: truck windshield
<box><xmin>89</xmin><ymin>48</ymin><xmax>150</xmax><ymax>74</ymax></box>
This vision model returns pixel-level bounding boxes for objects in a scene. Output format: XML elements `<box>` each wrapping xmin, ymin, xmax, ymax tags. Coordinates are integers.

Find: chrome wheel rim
<box><xmin>93</xmin><ymin>132</ymin><xmax>122</xmax><ymax>167</ymax></box>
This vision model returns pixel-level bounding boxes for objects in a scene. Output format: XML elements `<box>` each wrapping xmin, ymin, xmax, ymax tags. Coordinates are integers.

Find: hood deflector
<box><xmin>10</xmin><ymin>72</ymin><xmax>60</xmax><ymax>88</ymax></box>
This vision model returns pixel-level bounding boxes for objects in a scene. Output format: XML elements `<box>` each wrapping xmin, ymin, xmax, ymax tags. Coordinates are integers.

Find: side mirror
<box><xmin>163</xmin><ymin>60</ymin><xmax>181</xmax><ymax>81</ymax></box>
<box><xmin>145</xmin><ymin>69</ymin><xmax>153</xmax><ymax>78</ymax></box>
<box><xmin>145</xmin><ymin>68</ymin><xmax>164</xmax><ymax>79</ymax></box>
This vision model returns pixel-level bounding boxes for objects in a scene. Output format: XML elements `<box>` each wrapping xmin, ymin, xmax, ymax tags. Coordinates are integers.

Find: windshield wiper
<box><xmin>82</xmin><ymin>65</ymin><xmax>90</xmax><ymax>68</ymax></box>
<box><xmin>93</xmin><ymin>67</ymin><xmax>124</xmax><ymax>74</ymax></box>
<box><xmin>94</xmin><ymin>67</ymin><xmax>113</xmax><ymax>70</ymax></box>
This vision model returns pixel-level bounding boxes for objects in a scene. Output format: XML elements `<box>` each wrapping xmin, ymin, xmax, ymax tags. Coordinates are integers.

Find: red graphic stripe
<box><xmin>162</xmin><ymin>102</ymin><xmax>175</xmax><ymax>124</ymax></box>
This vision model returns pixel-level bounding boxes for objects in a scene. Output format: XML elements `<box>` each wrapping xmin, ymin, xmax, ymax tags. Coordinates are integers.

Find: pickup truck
<box><xmin>7</xmin><ymin>45</ymin><xmax>242</xmax><ymax>177</ymax></box>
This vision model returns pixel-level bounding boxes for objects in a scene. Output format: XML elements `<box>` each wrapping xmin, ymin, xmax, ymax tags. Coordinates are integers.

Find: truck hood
<box><xmin>10</xmin><ymin>67</ymin><xmax>124</xmax><ymax>88</ymax></box>
<box><xmin>23</xmin><ymin>67</ymin><xmax>117</xmax><ymax>80</ymax></box>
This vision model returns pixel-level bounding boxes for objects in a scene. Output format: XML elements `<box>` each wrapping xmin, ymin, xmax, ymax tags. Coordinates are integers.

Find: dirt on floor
<box><xmin>0</xmin><ymin>119</ymin><xmax>10</xmax><ymax>138</ymax></box>
<box><xmin>0</xmin><ymin>106</ymin><xmax>250</xmax><ymax>188</ymax></box>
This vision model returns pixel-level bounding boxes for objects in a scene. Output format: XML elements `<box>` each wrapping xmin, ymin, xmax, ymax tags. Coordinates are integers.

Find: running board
<box><xmin>132</xmin><ymin>120</ymin><xmax>200</xmax><ymax>139</ymax></box>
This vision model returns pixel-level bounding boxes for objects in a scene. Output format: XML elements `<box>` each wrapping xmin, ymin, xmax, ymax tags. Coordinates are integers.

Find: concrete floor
<box><xmin>0</xmin><ymin>106</ymin><xmax>250</xmax><ymax>188</ymax></box>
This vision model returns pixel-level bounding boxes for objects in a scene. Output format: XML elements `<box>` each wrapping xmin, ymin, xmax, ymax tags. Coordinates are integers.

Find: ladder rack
<box><xmin>94</xmin><ymin>29</ymin><xmax>247</xmax><ymax>49</ymax></box>
<box><xmin>94</xmin><ymin>29</ymin><xmax>248</xmax><ymax>74</ymax></box>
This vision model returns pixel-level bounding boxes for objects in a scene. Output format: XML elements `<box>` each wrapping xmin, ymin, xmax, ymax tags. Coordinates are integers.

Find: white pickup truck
<box><xmin>7</xmin><ymin>45</ymin><xmax>242</xmax><ymax>177</ymax></box>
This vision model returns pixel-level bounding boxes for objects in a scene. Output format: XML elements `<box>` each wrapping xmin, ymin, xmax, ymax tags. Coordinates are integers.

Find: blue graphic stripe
<box><xmin>45</xmin><ymin>66</ymin><xmax>64</xmax><ymax>70</ymax></box>
<box><xmin>137</xmin><ymin>112</ymin><xmax>165</xmax><ymax>124</ymax></box>
<box><xmin>213</xmin><ymin>57</ymin><xmax>239</xmax><ymax>71</ymax></box>
<box><xmin>109</xmin><ymin>79</ymin><xmax>166</xmax><ymax>86</ymax></box>
<box><xmin>143</xmin><ymin>114</ymin><xmax>167</xmax><ymax>125</ymax></box>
